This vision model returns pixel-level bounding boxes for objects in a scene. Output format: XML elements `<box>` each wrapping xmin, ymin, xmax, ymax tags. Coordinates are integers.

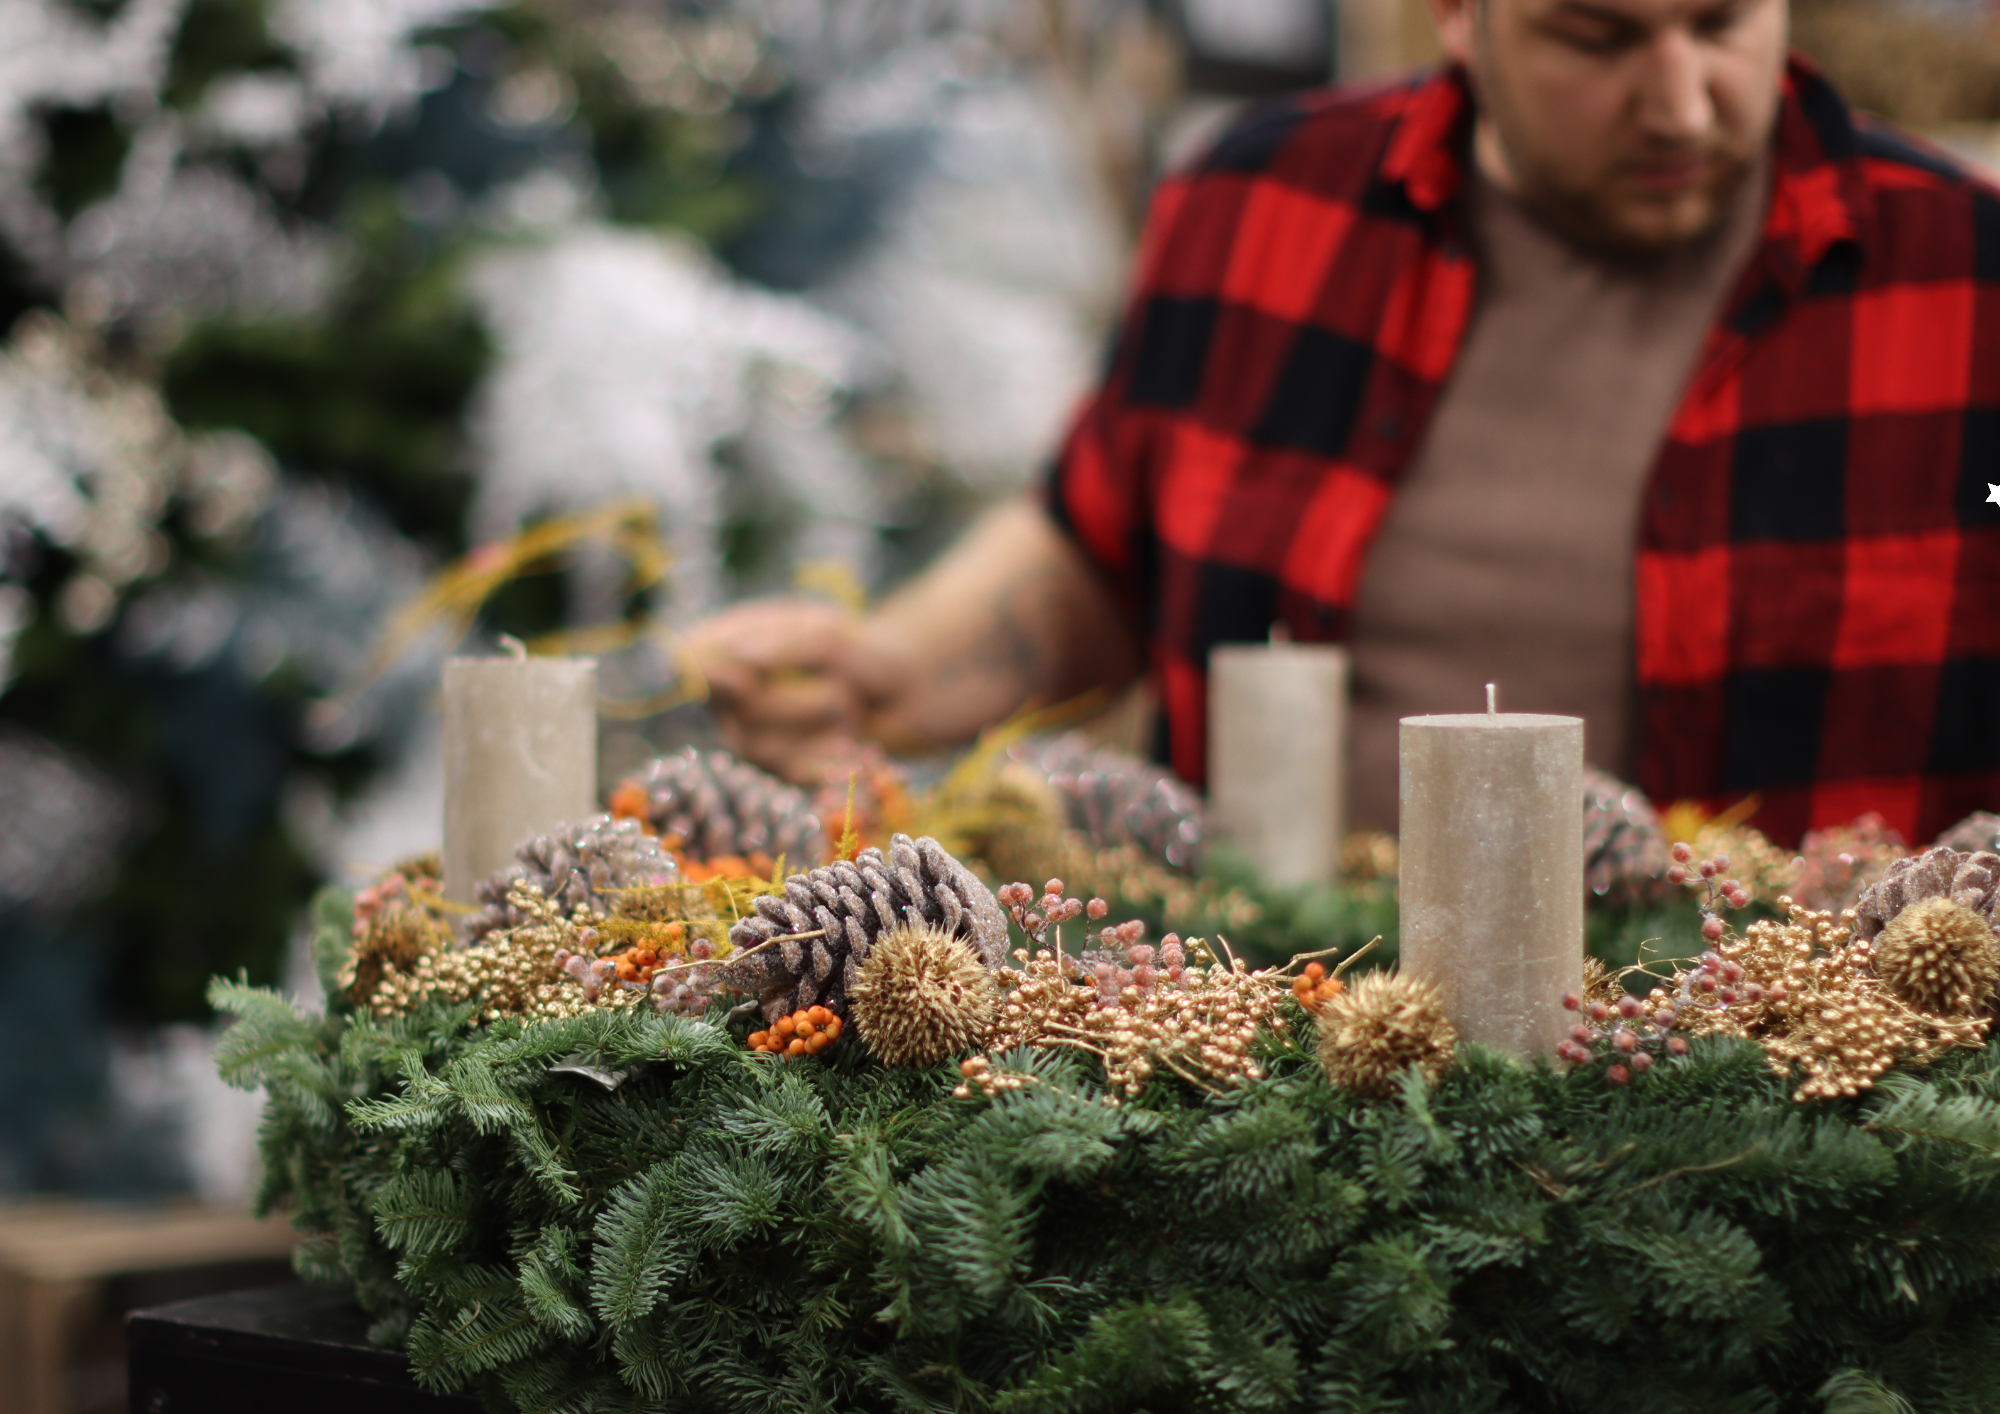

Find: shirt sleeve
<box><xmin>1042</xmin><ymin>175</ymin><xmax>1194</xmax><ymax>628</ymax></box>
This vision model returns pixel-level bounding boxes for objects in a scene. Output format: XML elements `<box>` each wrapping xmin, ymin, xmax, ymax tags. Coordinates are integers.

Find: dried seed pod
<box><xmin>1317</xmin><ymin>971</ymin><xmax>1457</xmax><ymax>1099</ymax></box>
<box><xmin>466</xmin><ymin>815</ymin><xmax>678</xmax><ymax>942</ymax></box>
<box><xmin>1872</xmin><ymin>896</ymin><xmax>2000</xmax><ymax>1015</ymax></box>
<box><xmin>626</xmin><ymin>747</ymin><xmax>824</xmax><ymax>864</ymax></box>
<box><xmin>850</xmin><ymin>922</ymin><xmax>998</xmax><ymax>1067</ymax></box>
<box><xmin>1853</xmin><ymin>845</ymin><xmax>2000</xmax><ymax>944</ymax></box>
<box><xmin>725</xmin><ymin>834</ymin><xmax>1007</xmax><ymax>1021</ymax></box>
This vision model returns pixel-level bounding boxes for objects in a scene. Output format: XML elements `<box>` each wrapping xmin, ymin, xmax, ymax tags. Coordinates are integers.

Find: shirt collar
<box><xmin>1380</xmin><ymin>54</ymin><xmax>1868</xmax><ymax>279</ymax></box>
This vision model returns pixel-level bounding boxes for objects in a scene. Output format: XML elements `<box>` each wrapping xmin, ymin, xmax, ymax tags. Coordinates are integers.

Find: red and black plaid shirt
<box><xmin>1049</xmin><ymin>56</ymin><xmax>2000</xmax><ymax>848</ymax></box>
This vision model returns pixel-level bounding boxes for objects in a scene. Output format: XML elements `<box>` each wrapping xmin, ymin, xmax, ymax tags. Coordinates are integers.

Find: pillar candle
<box><xmin>1208</xmin><ymin>642</ymin><xmax>1348</xmax><ymax>888</ymax></box>
<box><xmin>442</xmin><ymin>654</ymin><xmax>598</xmax><ymax>904</ymax></box>
<box><xmin>1398</xmin><ymin>700</ymin><xmax>1581</xmax><ymax>1056</ymax></box>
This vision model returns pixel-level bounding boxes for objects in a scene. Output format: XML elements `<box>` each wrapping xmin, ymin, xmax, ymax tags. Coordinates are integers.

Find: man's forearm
<box><xmin>857</xmin><ymin>499</ymin><xmax>1142</xmax><ymax>751</ymax></box>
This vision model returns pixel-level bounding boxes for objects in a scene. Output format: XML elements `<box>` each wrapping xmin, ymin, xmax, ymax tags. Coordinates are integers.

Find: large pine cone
<box><xmin>1014</xmin><ymin>733</ymin><xmax>1207</xmax><ymax>872</ymax></box>
<box><xmin>1582</xmin><ymin>769</ymin><xmax>1668</xmax><ymax>904</ymax></box>
<box><xmin>630</xmin><ymin>747</ymin><xmax>825</xmax><ymax>863</ymax></box>
<box><xmin>726</xmin><ymin>834</ymin><xmax>1007</xmax><ymax>1021</ymax></box>
<box><xmin>1853</xmin><ymin>845</ymin><xmax>2000</xmax><ymax>944</ymax></box>
<box><xmin>466</xmin><ymin>815</ymin><xmax>678</xmax><ymax>943</ymax></box>
<box><xmin>1937</xmin><ymin>812</ymin><xmax>2000</xmax><ymax>856</ymax></box>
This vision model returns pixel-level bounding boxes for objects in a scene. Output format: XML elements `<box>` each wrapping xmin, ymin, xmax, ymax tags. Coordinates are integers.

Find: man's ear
<box><xmin>1428</xmin><ymin>0</ymin><xmax>1478</xmax><ymax>68</ymax></box>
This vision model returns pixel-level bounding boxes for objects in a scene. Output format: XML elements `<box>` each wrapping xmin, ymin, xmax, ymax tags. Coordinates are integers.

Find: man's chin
<box><xmin>1529</xmin><ymin>185</ymin><xmax>1732</xmax><ymax>260</ymax></box>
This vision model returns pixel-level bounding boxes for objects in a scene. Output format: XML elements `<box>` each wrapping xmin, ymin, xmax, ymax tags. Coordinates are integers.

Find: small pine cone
<box><xmin>466</xmin><ymin>815</ymin><xmax>678</xmax><ymax>942</ymax></box>
<box><xmin>1015</xmin><ymin>733</ymin><xmax>1207</xmax><ymax>872</ymax></box>
<box><xmin>1854</xmin><ymin>845</ymin><xmax>2000</xmax><ymax>944</ymax></box>
<box><xmin>726</xmin><ymin>834</ymin><xmax>1007</xmax><ymax>1021</ymax></box>
<box><xmin>1872</xmin><ymin>896</ymin><xmax>2000</xmax><ymax>1015</ymax></box>
<box><xmin>1937</xmin><ymin>812</ymin><xmax>2000</xmax><ymax>856</ymax></box>
<box><xmin>1316</xmin><ymin>971</ymin><xmax>1457</xmax><ymax>1099</ymax></box>
<box><xmin>849</xmin><ymin>921</ymin><xmax>998</xmax><ymax>1067</ymax></box>
<box><xmin>1582</xmin><ymin>769</ymin><xmax>1668</xmax><ymax>904</ymax></box>
<box><xmin>630</xmin><ymin>747</ymin><xmax>824</xmax><ymax>864</ymax></box>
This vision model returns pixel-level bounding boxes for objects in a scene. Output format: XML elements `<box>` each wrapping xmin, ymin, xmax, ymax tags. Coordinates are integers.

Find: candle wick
<box><xmin>1486</xmin><ymin>682</ymin><xmax>1497</xmax><ymax>717</ymax></box>
<box><xmin>499</xmin><ymin>634</ymin><xmax>529</xmax><ymax>661</ymax></box>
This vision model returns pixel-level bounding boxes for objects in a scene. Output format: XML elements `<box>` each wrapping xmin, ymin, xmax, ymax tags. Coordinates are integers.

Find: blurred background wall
<box><xmin>0</xmin><ymin>0</ymin><xmax>1991</xmax><ymax>1210</ymax></box>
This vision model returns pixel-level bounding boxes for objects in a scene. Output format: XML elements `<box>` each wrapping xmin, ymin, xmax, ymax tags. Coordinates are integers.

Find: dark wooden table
<box><xmin>126</xmin><ymin>1282</ymin><xmax>482</xmax><ymax>1414</ymax></box>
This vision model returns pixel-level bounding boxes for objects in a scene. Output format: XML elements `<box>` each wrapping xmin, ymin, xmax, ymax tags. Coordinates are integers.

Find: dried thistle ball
<box><xmin>1316</xmin><ymin>971</ymin><xmax>1458</xmax><ymax>1099</ymax></box>
<box><xmin>1873</xmin><ymin>896</ymin><xmax>2000</xmax><ymax>1016</ymax></box>
<box><xmin>850</xmin><ymin>922</ymin><xmax>998</xmax><ymax>1067</ymax></box>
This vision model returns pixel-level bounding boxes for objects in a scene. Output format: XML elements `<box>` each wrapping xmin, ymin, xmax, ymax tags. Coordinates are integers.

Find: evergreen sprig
<box><xmin>210</xmin><ymin>888</ymin><xmax>2000</xmax><ymax>1412</ymax></box>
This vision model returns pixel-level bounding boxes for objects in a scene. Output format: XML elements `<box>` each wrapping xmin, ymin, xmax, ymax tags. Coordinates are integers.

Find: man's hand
<box><xmin>679</xmin><ymin>597</ymin><xmax>883</xmax><ymax>785</ymax></box>
<box><xmin>684</xmin><ymin>499</ymin><xmax>1143</xmax><ymax>783</ymax></box>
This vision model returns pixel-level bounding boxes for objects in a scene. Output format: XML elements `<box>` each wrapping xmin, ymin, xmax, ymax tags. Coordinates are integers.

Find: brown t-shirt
<box><xmin>1346</xmin><ymin>164</ymin><xmax>1768</xmax><ymax>832</ymax></box>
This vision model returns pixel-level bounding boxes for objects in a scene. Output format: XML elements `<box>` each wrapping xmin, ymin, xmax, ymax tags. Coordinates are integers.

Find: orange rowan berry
<box><xmin>807</xmin><ymin>1033</ymin><xmax>831</xmax><ymax>1053</ymax></box>
<box><xmin>786</xmin><ymin>1038</ymin><xmax>807</xmax><ymax>1057</ymax></box>
<box><xmin>775</xmin><ymin>1016</ymin><xmax>796</xmax><ymax>1038</ymax></box>
<box><xmin>824</xmin><ymin>1016</ymin><xmax>842</xmax><ymax>1038</ymax></box>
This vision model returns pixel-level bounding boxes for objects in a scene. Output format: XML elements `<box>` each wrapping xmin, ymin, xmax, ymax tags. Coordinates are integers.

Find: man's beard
<box><xmin>1503</xmin><ymin>139</ymin><xmax>1755</xmax><ymax>259</ymax></box>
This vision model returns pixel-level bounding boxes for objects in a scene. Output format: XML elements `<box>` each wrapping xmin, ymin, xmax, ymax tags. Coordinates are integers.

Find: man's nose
<box><xmin>1635</xmin><ymin>29</ymin><xmax>1713</xmax><ymax>141</ymax></box>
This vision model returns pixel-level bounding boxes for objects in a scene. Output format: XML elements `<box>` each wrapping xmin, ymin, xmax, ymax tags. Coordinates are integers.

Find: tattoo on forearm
<box><xmin>927</xmin><ymin>561</ymin><xmax>1070</xmax><ymax>706</ymax></box>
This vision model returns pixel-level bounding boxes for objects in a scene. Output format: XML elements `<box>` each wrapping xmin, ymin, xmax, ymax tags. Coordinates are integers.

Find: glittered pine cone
<box><xmin>1014</xmin><ymin>733</ymin><xmax>1207</xmax><ymax>872</ymax></box>
<box><xmin>1316</xmin><ymin>971</ymin><xmax>1457</xmax><ymax>1099</ymax></box>
<box><xmin>1872</xmin><ymin>896</ymin><xmax>2000</xmax><ymax>1016</ymax></box>
<box><xmin>466</xmin><ymin>814</ymin><xmax>679</xmax><ymax>943</ymax></box>
<box><xmin>1937</xmin><ymin>812</ymin><xmax>2000</xmax><ymax>856</ymax></box>
<box><xmin>849</xmin><ymin>921</ymin><xmax>999</xmax><ymax>1067</ymax></box>
<box><xmin>627</xmin><ymin>747</ymin><xmax>825</xmax><ymax>864</ymax></box>
<box><xmin>1583</xmin><ymin>769</ymin><xmax>1669</xmax><ymax>904</ymax></box>
<box><xmin>726</xmin><ymin>834</ymin><xmax>1007</xmax><ymax>1021</ymax></box>
<box><xmin>1853</xmin><ymin>845</ymin><xmax>2000</xmax><ymax>945</ymax></box>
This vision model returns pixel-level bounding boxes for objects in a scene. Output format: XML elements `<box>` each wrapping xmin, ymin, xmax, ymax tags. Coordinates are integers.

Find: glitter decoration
<box><xmin>1936</xmin><ymin>812</ymin><xmax>2000</xmax><ymax>856</ymax></box>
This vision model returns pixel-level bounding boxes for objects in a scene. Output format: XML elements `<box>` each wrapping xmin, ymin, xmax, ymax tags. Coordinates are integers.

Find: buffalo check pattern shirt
<box><xmin>1047</xmin><ymin>57</ymin><xmax>2000</xmax><ymax>848</ymax></box>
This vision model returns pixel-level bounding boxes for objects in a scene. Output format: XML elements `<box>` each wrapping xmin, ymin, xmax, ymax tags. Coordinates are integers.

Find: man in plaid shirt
<box><xmin>692</xmin><ymin>0</ymin><xmax>2000</xmax><ymax>848</ymax></box>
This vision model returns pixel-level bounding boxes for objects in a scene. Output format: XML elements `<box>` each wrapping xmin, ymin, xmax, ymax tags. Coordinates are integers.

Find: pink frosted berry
<box><xmin>1617</xmin><ymin>995</ymin><xmax>1643</xmax><ymax>1019</ymax></box>
<box><xmin>1613</xmin><ymin>1030</ymin><xmax>1637</xmax><ymax>1053</ymax></box>
<box><xmin>1606</xmin><ymin>1064</ymin><xmax>1631</xmax><ymax>1085</ymax></box>
<box><xmin>1086</xmin><ymin>898</ymin><xmax>1109</xmax><ymax>920</ymax></box>
<box><xmin>1631</xmin><ymin>1052</ymin><xmax>1654</xmax><ymax>1073</ymax></box>
<box><xmin>1562</xmin><ymin>992</ymin><xmax>1581</xmax><ymax>1011</ymax></box>
<box><xmin>1570</xmin><ymin>1025</ymin><xmax>1593</xmax><ymax>1045</ymax></box>
<box><xmin>1666</xmin><ymin>866</ymin><xmax>1688</xmax><ymax>885</ymax></box>
<box><xmin>1701</xmin><ymin>916</ymin><xmax>1726</xmax><ymax>941</ymax></box>
<box><xmin>1672</xmin><ymin>842</ymin><xmax>1693</xmax><ymax>864</ymax></box>
<box><xmin>1667</xmin><ymin>1036</ymin><xmax>1689</xmax><ymax>1055</ymax></box>
<box><xmin>1587</xmin><ymin>1001</ymin><xmax>1610</xmax><ymax>1022</ymax></box>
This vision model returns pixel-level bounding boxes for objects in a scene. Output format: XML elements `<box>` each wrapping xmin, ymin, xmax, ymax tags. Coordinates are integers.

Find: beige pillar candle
<box><xmin>442</xmin><ymin>652</ymin><xmax>598</xmax><ymax>904</ymax></box>
<box><xmin>1208</xmin><ymin>641</ymin><xmax>1348</xmax><ymax>888</ymax></box>
<box><xmin>1398</xmin><ymin>691</ymin><xmax>1582</xmax><ymax>1056</ymax></box>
